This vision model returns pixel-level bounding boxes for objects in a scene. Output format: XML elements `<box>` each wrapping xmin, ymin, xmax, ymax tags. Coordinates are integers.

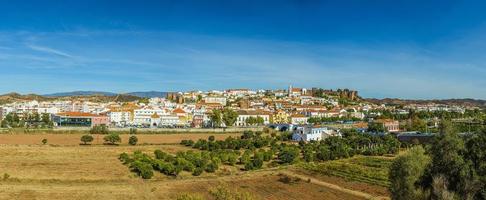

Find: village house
<box><xmin>235</xmin><ymin>110</ymin><xmax>271</xmax><ymax>127</ymax></box>
<box><xmin>292</xmin><ymin>125</ymin><xmax>341</xmax><ymax>142</ymax></box>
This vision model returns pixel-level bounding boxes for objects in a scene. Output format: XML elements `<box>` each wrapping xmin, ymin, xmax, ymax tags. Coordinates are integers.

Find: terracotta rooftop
<box><xmin>172</xmin><ymin>108</ymin><xmax>186</xmax><ymax>114</ymax></box>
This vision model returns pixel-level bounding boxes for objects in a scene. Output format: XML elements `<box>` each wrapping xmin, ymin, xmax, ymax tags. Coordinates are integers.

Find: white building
<box><xmin>292</xmin><ymin>125</ymin><xmax>341</xmax><ymax>142</ymax></box>
<box><xmin>203</xmin><ymin>96</ymin><xmax>227</xmax><ymax>106</ymax></box>
<box><xmin>235</xmin><ymin>110</ymin><xmax>270</xmax><ymax>127</ymax></box>
<box><xmin>290</xmin><ymin>114</ymin><xmax>308</xmax><ymax>125</ymax></box>
<box><xmin>133</xmin><ymin>107</ymin><xmax>166</xmax><ymax>125</ymax></box>
<box><xmin>109</xmin><ymin>111</ymin><xmax>131</xmax><ymax>126</ymax></box>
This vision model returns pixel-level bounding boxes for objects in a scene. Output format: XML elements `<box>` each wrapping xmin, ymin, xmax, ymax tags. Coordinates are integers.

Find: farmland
<box><xmin>0</xmin><ymin>132</ymin><xmax>387</xmax><ymax>200</ymax></box>
<box><xmin>0</xmin><ymin>133</ymin><xmax>241</xmax><ymax>146</ymax></box>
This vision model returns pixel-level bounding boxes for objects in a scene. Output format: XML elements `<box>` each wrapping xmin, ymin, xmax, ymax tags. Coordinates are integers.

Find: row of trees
<box><xmin>80</xmin><ymin>133</ymin><xmax>138</xmax><ymax>145</ymax></box>
<box><xmin>1</xmin><ymin>112</ymin><xmax>53</xmax><ymax>128</ymax></box>
<box><xmin>120</xmin><ymin>149</ymin><xmax>235</xmax><ymax>179</ymax></box>
<box><xmin>307</xmin><ymin>116</ymin><xmax>362</xmax><ymax>124</ymax></box>
<box><xmin>245</xmin><ymin>116</ymin><xmax>265</xmax><ymax>126</ymax></box>
<box><xmin>389</xmin><ymin>121</ymin><xmax>486</xmax><ymax>200</ymax></box>
<box><xmin>373</xmin><ymin>109</ymin><xmax>486</xmax><ymax>122</ymax></box>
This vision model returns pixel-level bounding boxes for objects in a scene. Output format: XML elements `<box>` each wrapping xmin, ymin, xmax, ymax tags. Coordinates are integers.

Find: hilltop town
<box><xmin>1</xmin><ymin>85</ymin><xmax>483</xmax><ymax>141</ymax></box>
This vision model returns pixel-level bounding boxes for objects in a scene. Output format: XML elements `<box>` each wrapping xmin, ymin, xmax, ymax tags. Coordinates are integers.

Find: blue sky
<box><xmin>1</xmin><ymin>0</ymin><xmax>486</xmax><ymax>99</ymax></box>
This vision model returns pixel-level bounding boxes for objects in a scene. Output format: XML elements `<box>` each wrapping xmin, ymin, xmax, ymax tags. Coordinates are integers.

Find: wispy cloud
<box><xmin>26</xmin><ymin>44</ymin><xmax>74</xmax><ymax>58</ymax></box>
<box><xmin>0</xmin><ymin>29</ymin><xmax>485</xmax><ymax>98</ymax></box>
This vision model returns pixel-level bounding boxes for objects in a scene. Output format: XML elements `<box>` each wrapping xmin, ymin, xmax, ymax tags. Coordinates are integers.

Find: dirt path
<box><xmin>279</xmin><ymin>171</ymin><xmax>390</xmax><ymax>200</ymax></box>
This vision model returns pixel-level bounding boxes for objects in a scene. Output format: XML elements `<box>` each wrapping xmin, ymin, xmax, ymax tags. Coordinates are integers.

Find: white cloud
<box><xmin>26</xmin><ymin>44</ymin><xmax>74</xmax><ymax>58</ymax></box>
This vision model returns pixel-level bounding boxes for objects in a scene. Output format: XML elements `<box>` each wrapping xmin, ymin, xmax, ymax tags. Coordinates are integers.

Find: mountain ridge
<box><xmin>43</xmin><ymin>91</ymin><xmax>168</xmax><ymax>98</ymax></box>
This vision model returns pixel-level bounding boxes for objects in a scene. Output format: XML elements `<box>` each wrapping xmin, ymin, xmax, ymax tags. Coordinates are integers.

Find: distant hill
<box><xmin>45</xmin><ymin>91</ymin><xmax>117</xmax><ymax>97</ymax></box>
<box><xmin>126</xmin><ymin>91</ymin><xmax>167</xmax><ymax>98</ymax></box>
<box><xmin>44</xmin><ymin>91</ymin><xmax>167</xmax><ymax>98</ymax></box>
<box><xmin>0</xmin><ymin>92</ymin><xmax>54</xmax><ymax>104</ymax></box>
<box><xmin>366</xmin><ymin>98</ymin><xmax>486</xmax><ymax>108</ymax></box>
<box><xmin>0</xmin><ymin>92</ymin><xmax>143</xmax><ymax>104</ymax></box>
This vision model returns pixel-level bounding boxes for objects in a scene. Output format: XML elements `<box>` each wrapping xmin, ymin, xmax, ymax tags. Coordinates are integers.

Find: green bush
<box><xmin>278</xmin><ymin>146</ymin><xmax>300</xmax><ymax>164</ymax></box>
<box><xmin>80</xmin><ymin>134</ymin><xmax>94</xmax><ymax>145</ymax></box>
<box><xmin>154</xmin><ymin>150</ymin><xmax>168</xmax><ymax>160</ymax></box>
<box><xmin>205</xmin><ymin>162</ymin><xmax>218</xmax><ymax>173</ymax></box>
<box><xmin>130</xmin><ymin>161</ymin><xmax>154</xmax><ymax>179</ymax></box>
<box><xmin>103</xmin><ymin>133</ymin><xmax>121</xmax><ymax>145</ymax></box>
<box><xmin>129</xmin><ymin>135</ymin><xmax>138</xmax><ymax>145</ymax></box>
<box><xmin>119</xmin><ymin>152</ymin><xmax>131</xmax><ymax>164</ymax></box>
<box><xmin>192</xmin><ymin>167</ymin><xmax>203</xmax><ymax>176</ymax></box>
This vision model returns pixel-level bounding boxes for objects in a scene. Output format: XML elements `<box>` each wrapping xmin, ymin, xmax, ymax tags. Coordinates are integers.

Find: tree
<box><xmin>209</xmin><ymin>110</ymin><xmax>222</xmax><ymax>127</ymax></box>
<box><xmin>389</xmin><ymin>146</ymin><xmax>430</xmax><ymax>200</ymax></box>
<box><xmin>278</xmin><ymin>146</ymin><xmax>300</xmax><ymax>164</ymax></box>
<box><xmin>103</xmin><ymin>133</ymin><xmax>121</xmax><ymax>145</ymax></box>
<box><xmin>41</xmin><ymin>113</ymin><xmax>51</xmax><ymax>124</ymax></box>
<box><xmin>129</xmin><ymin>135</ymin><xmax>138</xmax><ymax>145</ymax></box>
<box><xmin>368</xmin><ymin>122</ymin><xmax>387</xmax><ymax>133</ymax></box>
<box><xmin>222</xmin><ymin>108</ymin><xmax>238</xmax><ymax>127</ymax></box>
<box><xmin>208</xmin><ymin>135</ymin><xmax>215</xmax><ymax>142</ymax></box>
<box><xmin>80</xmin><ymin>134</ymin><xmax>94</xmax><ymax>145</ymax></box>
<box><xmin>427</xmin><ymin>120</ymin><xmax>471</xmax><ymax>198</ymax></box>
<box><xmin>464</xmin><ymin>129</ymin><xmax>486</xmax><ymax>199</ymax></box>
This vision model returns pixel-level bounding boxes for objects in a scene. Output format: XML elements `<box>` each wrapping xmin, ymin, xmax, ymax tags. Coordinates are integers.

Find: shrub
<box><xmin>208</xmin><ymin>135</ymin><xmax>215</xmax><ymax>142</ymax></box>
<box><xmin>129</xmin><ymin>135</ymin><xmax>138</xmax><ymax>145</ymax></box>
<box><xmin>278</xmin><ymin>146</ymin><xmax>300</xmax><ymax>164</ymax></box>
<box><xmin>80</xmin><ymin>134</ymin><xmax>94</xmax><ymax>145</ymax></box>
<box><xmin>192</xmin><ymin>167</ymin><xmax>204</xmax><ymax>176</ymax></box>
<box><xmin>131</xmin><ymin>161</ymin><xmax>154</xmax><ymax>179</ymax></box>
<box><xmin>252</xmin><ymin>156</ymin><xmax>264</xmax><ymax>169</ymax></box>
<box><xmin>154</xmin><ymin>150</ymin><xmax>168</xmax><ymax>160</ymax></box>
<box><xmin>205</xmin><ymin>162</ymin><xmax>218</xmax><ymax>173</ymax></box>
<box><xmin>129</xmin><ymin>128</ymin><xmax>137</xmax><ymax>135</ymax></box>
<box><xmin>103</xmin><ymin>133</ymin><xmax>121</xmax><ymax>145</ymax></box>
<box><xmin>244</xmin><ymin>162</ymin><xmax>254</xmax><ymax>171</ymax></box>
<box><xmin>119</xmin><ymin>153</ymin><xmax>131</xmax><ymax>164</ymax></box>
<box><xmin>41</xmin><ymin>138</ymin><xmax>48</xmax><ymax>145</ymax></box>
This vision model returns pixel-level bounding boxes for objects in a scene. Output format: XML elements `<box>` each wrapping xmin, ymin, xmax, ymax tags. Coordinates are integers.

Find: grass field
<box><xmin>297</xmin><ymin>156</ymin><xmax>393</xmax><ymax>187</ymax></box>
<box><xmin>0</xmin><ymin>133</ymin><xmax>373</xmax><ymax>200</ymax></box>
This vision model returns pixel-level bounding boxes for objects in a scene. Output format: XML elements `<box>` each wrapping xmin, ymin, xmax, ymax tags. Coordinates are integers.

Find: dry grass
<box><xmin>0</xmin><ymin>137</ymin><xmax>369</xmax><ymax>200</ymax></box>
<box><xmin>0</xmin><ymin>133</ymin><xmax>241</xmax><ymax>145</ymax></box>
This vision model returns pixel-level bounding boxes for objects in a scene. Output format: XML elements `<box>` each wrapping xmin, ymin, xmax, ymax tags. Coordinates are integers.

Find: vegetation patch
<box><xmin>298</xmin><ymin>156</ymin><xmax>392</xmax><ymax>187</ymax></box>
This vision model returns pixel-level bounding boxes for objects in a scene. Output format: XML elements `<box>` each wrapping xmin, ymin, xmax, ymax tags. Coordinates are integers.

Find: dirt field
<box><xmin>0</xmin><ymin>144</ymin><xmax>370</xmax><ymax>200</ymax></box>
<box><xmin>0</xmin><ymin>133</ymin><xmax>241</xmax><ymax>145</ymax></box>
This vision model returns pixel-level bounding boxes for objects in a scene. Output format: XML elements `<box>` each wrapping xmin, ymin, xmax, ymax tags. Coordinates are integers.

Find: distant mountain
<box><xmin>366</xmin><ymin>98</ymin><xmax>486</xmax><ymax>108</ymax></box>
<box><xmin>126</xmin><ymin>91</ymin><xmax>167</xmax><ymax>98</ymax></box>
<box><xmin>0</xmin><ymin>92</ymin><xmax>54</xmax><ymax>104</ymax></box>
<box><xmin>45</xmin><ymin>91</ymin><xmax>117</xmax><ymax>97</ymax></box>
<box><xmin>44</xmin><ymin>91</ymin><xmax>167</xmax><ymax>98</ymax></box>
